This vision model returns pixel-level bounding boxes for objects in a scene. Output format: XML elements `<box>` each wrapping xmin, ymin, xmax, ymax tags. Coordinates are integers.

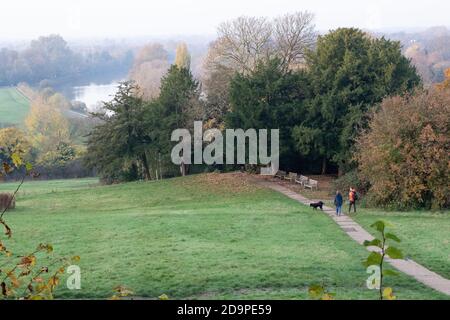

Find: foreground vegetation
<box><xmin>0</xmin><ymin>175</ymin><xmax>447</xmax><ymax>299</ymax></box>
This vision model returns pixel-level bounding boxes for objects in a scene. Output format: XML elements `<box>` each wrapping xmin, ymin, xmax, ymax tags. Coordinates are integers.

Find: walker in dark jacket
<box><xmin>334</xmin><ymin>192</ymin><xmax>343</xmax><ymax>216</ymax></box>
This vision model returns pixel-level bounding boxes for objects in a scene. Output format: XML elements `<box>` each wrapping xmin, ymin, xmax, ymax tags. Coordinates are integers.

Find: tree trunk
<box><xmin>141</xmin><ymin>153</ymin><xmax>151</xmax><ymax>180</ymax></box>
<box><xmin>321</xmin><ymin>157</ymin><xmax>327</xmax><ymax>175</ymax></box>
<box><xmin>180</xmin><ymin>162</ymin><xmax>186</xmax><ymax>176</ymax></box>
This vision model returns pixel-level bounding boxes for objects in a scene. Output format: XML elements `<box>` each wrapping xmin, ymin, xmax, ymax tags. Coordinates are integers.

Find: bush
<box><xmin>331</xmin><ymin>170</ymin><xmax>370</xmax><ymax>197</ymax></box>
<box><xmin>355</xmin><ymin>89</ymin><xmax>450</xmax><ymax>210</ymax></box>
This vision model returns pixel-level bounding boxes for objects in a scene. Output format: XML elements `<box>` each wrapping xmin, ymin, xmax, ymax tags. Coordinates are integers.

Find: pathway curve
<box><xmin>256</xmin><ymin>179</ymin><xmax>450</xmax><ymax>296</ymax></box>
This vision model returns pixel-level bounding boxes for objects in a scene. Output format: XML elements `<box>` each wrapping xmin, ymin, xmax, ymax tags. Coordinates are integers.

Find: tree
<box><xmin>129</xmin><ymin>43</ymin><xmax>170</xmax><ymax>100</ymax></box>
<box><xmin>356</xmin><ymin>89</ymin><xmax>450</xmax><ymax>209</ymax></box>
<box><xmin>85</xmin><ymin>81</ymin><xmax>151</xmax><ymax>182</ymax></box>
<box><xmin>202</xmin><ymin>12</ymin><xmax>316</xmax><ymax>128</ymax></box>
<box><xmin>25</xmin><ymin>93</ymin><xmax>71</xmax><ymax>160</ymax></box>
<box><xmin>293</xmin><ymin>28</ymin><xmax>421</xmax><ymax>174</ymax></box>
<box><xmin>227</xmin><ymin>59</ymin><xmax>310</xmax><ymax>168</ymax></box>
<box><xmin>174</xmin><ymin>43</ymin><xmax>191</xmax><ymax>70</ymax></box>
<box><xmin>144</xmin><ymin>65</ymin><xmax>201</xmax><ymax>176</ymax></box>
<box><xmin>0</xmin><ymin>128</ymin><xmax>32</xmax><ymax>164</ymax></box>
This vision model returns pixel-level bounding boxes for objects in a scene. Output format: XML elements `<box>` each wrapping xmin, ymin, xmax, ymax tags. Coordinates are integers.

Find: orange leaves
<box><xmin>356</xmin><ymin>89</ymin><xmax>450</xmax><ymax>209</ymax></box>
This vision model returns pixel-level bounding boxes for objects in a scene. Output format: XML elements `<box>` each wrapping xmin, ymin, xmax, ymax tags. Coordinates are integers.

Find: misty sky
<box><xmin>1</xmin><ymin>0</ymin><xmax>449</xmax><ymax>39</ymax></box>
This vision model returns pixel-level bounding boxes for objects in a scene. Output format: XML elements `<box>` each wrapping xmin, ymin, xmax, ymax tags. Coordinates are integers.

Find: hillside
<box><xmin>0</xmin><ymin>174</ymin><xmax>447</xmax><ymax>299</ymax></box>
<box><xmin>0</xmin><ymin>86</ymin><xmax>30</xmax><ymax>127</ymax></box>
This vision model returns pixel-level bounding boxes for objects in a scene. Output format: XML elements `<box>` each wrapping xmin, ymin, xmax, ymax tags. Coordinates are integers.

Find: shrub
<box><xmin>355</xmin><ymin>89</ymin><xmax>450</xmax><ymax>210</ymax></box>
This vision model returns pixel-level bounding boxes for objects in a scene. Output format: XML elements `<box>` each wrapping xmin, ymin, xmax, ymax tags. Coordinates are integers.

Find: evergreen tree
<box><xmin>292</xmin><ymin>28</ymin><xmax>421</xmax><ymax>174</ymax></box>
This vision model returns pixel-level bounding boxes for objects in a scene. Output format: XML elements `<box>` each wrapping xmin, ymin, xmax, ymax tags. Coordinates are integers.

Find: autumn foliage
<box><xmin>356</xmin><ymin>88</ymin><xmax>450</xmax><ymax>209</ymax></box>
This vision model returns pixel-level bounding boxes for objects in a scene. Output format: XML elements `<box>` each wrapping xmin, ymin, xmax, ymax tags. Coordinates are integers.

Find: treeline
<box><xmin>85</xmin><ymin>12</ymin><xmax>448</xmax><ymax>209</ymax></box>
<box><xmin>0</xmin><ymin>35</ymin><xmax>133</xmax><ymax>87</ymax></box>
<box><xmin>386</xmin><ymin>26</ymin><xmax>450</xmax><ymax>84</ymax></box>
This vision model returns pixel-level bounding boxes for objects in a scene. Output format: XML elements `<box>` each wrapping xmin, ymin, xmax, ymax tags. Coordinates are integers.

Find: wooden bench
<box><xmin>284</xmin><ymin>172</ymin><xmax>298</xmax><ymax>182</ymax></box>
<box><xmin>304</xmin><ymin>179</ymin><xmax>318</xmax><ymax>190</ymax></box>
<box><xmin>295</xmin><ymin>175</ymin><xmax>309</xmax><ymax>186</ymax></box>
<box><xmin>274</xmin><ymin>170</ymin><xmax>287</xmax><ymax>179</ymax></box>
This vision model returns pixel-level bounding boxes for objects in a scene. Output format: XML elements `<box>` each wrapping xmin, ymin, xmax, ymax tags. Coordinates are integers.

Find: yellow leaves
<box><xmin>71</xmin><ymin>255</ymin><xmax>80</xmax><ymax>263</ymax></box>
<box><xmin>382</xmin><ymin>287</ymin><xmax>396</xmax><ymax>300</ymax></box>
<box><xmin>11</xmin><ymin>153</ymin><xmax>23</xmax><ymax>167</ymax></box>
<box><xmin>308</xmin><ymin>284</ymin><xmax>335</xmax><ymax>300</ymax></box>
<box><xmin>158</xmin><ymin>294</ymin><xmax>169</xmax><ymax>300</ymax></box>
<box><xmin>110</xmin><ymin>285</ymin><xmax>134</xmax><ymax>300</ymax></box>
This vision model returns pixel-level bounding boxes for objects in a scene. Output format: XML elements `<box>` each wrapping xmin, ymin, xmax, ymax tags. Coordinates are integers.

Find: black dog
<box><xmin>310</xmin><ymin>201</ymin><xmax>324</xmax><ymax>210</ymax></box>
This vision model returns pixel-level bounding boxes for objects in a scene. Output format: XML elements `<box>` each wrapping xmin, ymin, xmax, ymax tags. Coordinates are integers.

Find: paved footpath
<box><xmin>258</xmin><ymin>179</ymin><xmax>450</xmax><ymax>296</ymax></box>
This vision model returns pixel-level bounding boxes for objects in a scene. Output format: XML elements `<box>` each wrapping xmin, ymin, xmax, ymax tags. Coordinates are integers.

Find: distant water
<box><xmin>72</xmin><ymin>81</ymin><xmax>121</xmax><ymax>111</ymax></box>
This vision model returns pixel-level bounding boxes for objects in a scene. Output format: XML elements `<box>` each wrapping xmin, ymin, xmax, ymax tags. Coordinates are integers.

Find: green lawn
<box><xmin>0</xmin><ymin>87</ymin><xmax>30</xmax><ymax>126</ymax></box>
<box><xmin>354</xmin><ymin>209</ymin><xmax>450</xmax><ymax>280</ymax></box>
<box><xmin>0</xmin><ymin>175</ymin><xmax>447</xmax><ymax>299</ymax></box>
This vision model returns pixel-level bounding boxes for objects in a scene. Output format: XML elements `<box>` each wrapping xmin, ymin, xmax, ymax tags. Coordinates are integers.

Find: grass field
<box><xmin>354</xmin><ymin>209</ymin><xmax>450</xmax><ymax>280</ymax></box>
<box><xmin>0</xmin><ymin>87</ymin><xmax>30</xmax><ymax>126</ymax></box>
<box><xmin>0</xmin><ymin>175</ymin><xmax>448</xmax><ymax>299</ymax></box>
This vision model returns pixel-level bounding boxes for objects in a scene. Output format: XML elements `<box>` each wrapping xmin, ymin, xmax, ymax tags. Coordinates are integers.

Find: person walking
<box><xmin>349</xmin><ymin>187</ymin><xmax>357</xmax><ymax>214</ymax></box>
<box><xmin>334</xmin><ymin>191</ymin><xmax>343</xmax><ymax>216</ymax></box>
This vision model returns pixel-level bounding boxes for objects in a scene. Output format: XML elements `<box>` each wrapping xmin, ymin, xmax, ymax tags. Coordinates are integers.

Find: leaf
<box><xmin>386</xmin><ymin>246</ymin><xmax>404</xmax><ymax>259</ymax></box>
<box><xmin>8</xmin><ymin>272</ymin><xmax>20</xmax><ymax>288</ymax></box>
<box><xmin>321</xmin><ymin>293</ymin><xmax>335</xmax><ymax>300</ymax></box>
<box><xmin>363</xmin><ymin>251</ymin><xmax>383</xmax><ymax>267</ymax></box>
<box><xmin>2</xmin><ymin>162</ymin><xmax>12</xmax><ymax>174</ymax></box>
<box><xmin>25</xmin><ymin>162</ymin><xmax>33</xmax><ymax>173</ymax></box>
<box><xmin>72</xmin><ymin>255</ymin><xmax>80</xmax><ymax>262</ymax></box>
<box><xmin>11</xmin><ymin>153</ymin><xmax>23</xmax><ymax>167</ymax></box>
<box><xmin>382</xmin><ymin>287</ymin><xmax>396</xmax><ymax>300</ymax></box>
<box><xmin>308</xmin><ymin>284</ymin><xmax>324</xmax><ymax>299</ymax></box>
<box><xmin>158</xmin><ymin>294</ymin><xmax>169</xmax><ymax>300</ymax></box>
<box><xmin>385</xmin><ymin>233</ymin><xmax>401</xmax><ymax>242</ymax></box>
<box><xmin>383</xmin><ymin>269</ymin><xmax>399</xmax><ymax>277</ymax></box>
<box><xmin>370</xmin><ymin>220</ymin><xmax>385</xmax><ymax>233</ymax></box>
<box><xmin>363</xmin><ymin>239</ymin><xmax>382</xmax><ymax>248</ymax></box>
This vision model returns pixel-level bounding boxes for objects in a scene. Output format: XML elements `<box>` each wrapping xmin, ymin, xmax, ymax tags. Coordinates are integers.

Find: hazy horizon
<box><xmin>0</xmin><ymin>0</ymin><xmax>449</xmax><ymax>41</ymax></box>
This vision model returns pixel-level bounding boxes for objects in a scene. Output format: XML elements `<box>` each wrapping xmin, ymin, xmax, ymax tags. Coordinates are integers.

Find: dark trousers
<box><xmin>349</xmin><ymin>201</ymin><xmax>356</xmax><ymax>213</ymax></box>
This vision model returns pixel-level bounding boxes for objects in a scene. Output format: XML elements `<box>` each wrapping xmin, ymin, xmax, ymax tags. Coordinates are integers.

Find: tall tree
<box><xmin>85</xmin><ymin>81</ymin><xmax>150</xmax><ymax>182</ymax></box>
<box><xmin>227</xmin><ymin>59</ymin><xmax>310</xmax><ymax>168</ymax></box>
<box><xmin>174</xmin><ymin>43</ymin><xmax>191</xmax><ymax>70</ymax></box>
<box><xmin>293</xmin><ymin>28</ymin><xmax>421</xmax><ymax>174</ymax></box>
<box><xmin>144</xmin><ymin>65</ymin><xmax>201</xmax><ymax>176</ymax></box>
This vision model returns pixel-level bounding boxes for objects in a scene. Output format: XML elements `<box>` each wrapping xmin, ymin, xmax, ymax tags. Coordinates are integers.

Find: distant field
<box><xmin>0</xmin><ymin>87</ymin><xmax>30</xmax><ymax>126</ymax></box>
<box><xmin>0</xmin><ymin>175</ymin><xmax>447</xmax><ymax>300</ymax></box>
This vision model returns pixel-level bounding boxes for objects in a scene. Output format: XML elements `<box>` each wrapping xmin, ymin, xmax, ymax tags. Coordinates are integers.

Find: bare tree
<box><xmin>215</xmin><ymin>16</ymin><xmax>273</xmax><ymax>74</ymax></box>
<box><xmin>201</xmin><ymin>12</ymin><xmax>317</xmax><ymax>126</ymax></box>
<box><xmin>274</xmin><ymin>11</ymin><xmax>317</xmax><ymax>71</ymax></box>
<box><xmin>129</xmin><ymin>43</ymin><xmax>170</xmax><ymax>100</ymax></box>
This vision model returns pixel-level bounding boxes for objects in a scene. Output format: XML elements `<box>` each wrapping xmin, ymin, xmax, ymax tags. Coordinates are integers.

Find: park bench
<box><xmin>274</xmin><ymin>170</ymin><xmax>287</xmax><ymax>179</ymax></box>
<box><xmin>284</xmin><ymin>172</ymin><xmax>298</xmax><ymax>182</ymax></box>
<box><xmin>304</xmin><ymin>179</ymin><xmax>318</xmax><ymax>190</ymax></box>
<box><xmin>295</xmin><ymin>175</ymin><xmax>309</xmax><ymax>186</ymax></box>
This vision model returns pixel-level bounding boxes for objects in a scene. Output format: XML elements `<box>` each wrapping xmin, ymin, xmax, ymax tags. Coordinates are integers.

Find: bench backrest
<box><xmin>276</xmin><ymin>170</ymin><xmax>286</xmax><ymax>176</ymax></box>
<box><xmin>298</xmin><ymin>175</ymin><xmax>308</xmax><ymax>182</ymax></box>
<box><xmin>288</xmin><ymin>172</ymin><xmax>297</xmax><ymax>178</ymax></box>
<box><xmin>308</xmin><ymin>179</ymin><xmax>318</xmax><ymax>186</ymax></box>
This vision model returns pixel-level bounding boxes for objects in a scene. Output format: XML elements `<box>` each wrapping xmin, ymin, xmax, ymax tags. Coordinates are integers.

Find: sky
<box><xmin>0</xmin><ymin>0</ymin><xmax>449</xmax><ymax>39</ymax></box>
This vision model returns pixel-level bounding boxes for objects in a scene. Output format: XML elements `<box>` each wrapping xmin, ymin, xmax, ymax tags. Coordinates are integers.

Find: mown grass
<box><xmin>353</xmin><ymin>209</ymin><xmax>450</xmax><ymax>280</ymax></box>
<box><xmin>0</xmin><ymin>176</ymin><xmax>447</xmax><ymax>299</ymax></box>
<box><xmin>0</xmin><ymin>87</ymin><xmax>30</xmax><ymax>126</ymax></box>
